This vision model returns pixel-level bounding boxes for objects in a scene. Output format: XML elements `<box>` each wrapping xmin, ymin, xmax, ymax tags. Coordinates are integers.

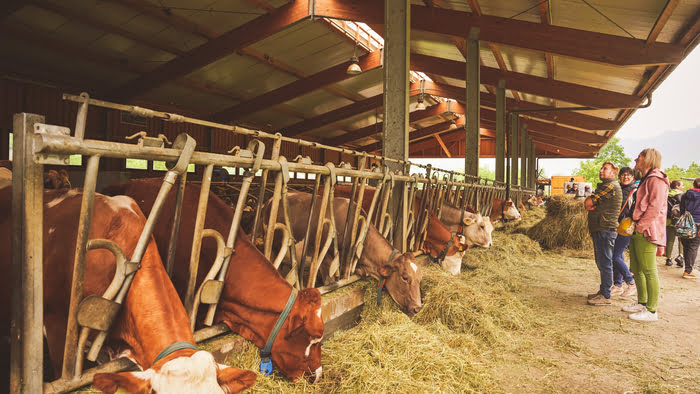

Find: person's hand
<box><xmin>584</xmin><ymin>197</ymin><xmax>595</xmax><ymax>211</ymax></box>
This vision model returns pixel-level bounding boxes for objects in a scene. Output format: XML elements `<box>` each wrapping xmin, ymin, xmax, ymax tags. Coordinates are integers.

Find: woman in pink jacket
<box><xmin>622</xmin><ymin>148</ymin><xmax>669</xmax><ymax>322</ymax></box>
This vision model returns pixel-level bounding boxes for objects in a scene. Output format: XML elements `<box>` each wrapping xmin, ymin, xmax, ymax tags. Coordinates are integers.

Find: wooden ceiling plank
<box><xmin>244</xmin><ymin>0</ymin><xmax>277</xmax><ymax>13</ymax></box>
<box><xmin>212</xmin><ymin>50</ymin><xmax>381</xmax><ymax>122</ymax></box>
<box><xmin>31</xmin><ymin>0</ymin><xmax>186</xmax><ymax>56</ymax></box>
<box><xmin>312</xmin><ymin>1</ymin><xmax>684</xmax><ymax>65</ymax></box>
<box><xmin>411</xmin><ymin>54</ymin><xmax>643</xmax><ymax>109</ymax></box>
<box><xmin>1</xmin><ymin>2</ymin><xmax>26</xmax><ymax>20</ymax></box>
<box><xmin>434</xmin><ymin>134</ymin><xmax>452</xmax><ymax>157</ymax></box>
<box><xmin>240</xmin><ymin>47</ymin><xmax>364</xmax><ymax>102</ymax></box>
<box><xmin>106</xmin><ymin>0</ymin><xmax>219</xmax><ymax>39</ymax></box>
<box><xmin>109</xmin><ymin>0</ymin><xmax>309</xmax><ymax>101</ymax></box>
<box><xmin>646</xmin><ymin>0</ymin><xmax>680</xmax><ymax>44</ymax></box>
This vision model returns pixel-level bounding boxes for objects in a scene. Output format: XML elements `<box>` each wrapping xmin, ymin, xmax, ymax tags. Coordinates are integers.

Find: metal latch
<box><xmin>125</xmin><ymin>131</ymin><xmax>172</xmax><ymax>148</ymax></box>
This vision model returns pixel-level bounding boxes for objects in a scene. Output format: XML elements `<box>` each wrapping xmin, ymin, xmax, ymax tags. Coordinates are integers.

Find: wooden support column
<box><xmin>495</xmin><ymin>79</ymin><xmax>506</xmax><ymax>183</ymax></box>
<box><xmin>510</xmin><ymin>113</ymin><xmax>519</xmax><ymax>186</ymax></box>
<box><xmin>382</xmin><ymin>0</ymin><xmax>410</xmax><ymax>251</ymax></box>
<box><xmin>521</xmin><ymin>122</ymin><xmax>528</xmax><ymax>187</ymax></box>
<box><xmin>464</xmin><ymin>27</ymin><xmax>480</xmax><ymax>177</ymax></box>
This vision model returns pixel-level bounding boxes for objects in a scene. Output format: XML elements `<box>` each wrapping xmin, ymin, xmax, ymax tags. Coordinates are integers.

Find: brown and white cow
<box><xmin>264</xmin><ymin>191</ymin><xmax>423</xmax><ymax>316</ymax></box>
<box><xmin>490</xmin><ymin>198</ymin><xmax>522</xmax><ymax>223</ymax></box>
<box><xmin>101</xmin><ymin>178</ymin><xmax>324</xmax><ymax>382</ymax></box>
<box><xmin>0</xmin><ymin>187</ymin><xmax>256</xmax><ymax>393</ymax></box>
<box><xmin>44</xmin><ymin>169</ymin><xmax>71</xmax><ymax>189</ymax></box>
<box><xmin>422</xmin><ymin>210</ymin><xmax>493</xmax><ymax>275</ymax></box>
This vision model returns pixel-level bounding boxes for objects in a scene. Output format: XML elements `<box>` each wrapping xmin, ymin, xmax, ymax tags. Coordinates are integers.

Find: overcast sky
<box><xmin>411</xmin><ymin>45</ymin><xmax>700</xmax><ymax>179</ymax></box>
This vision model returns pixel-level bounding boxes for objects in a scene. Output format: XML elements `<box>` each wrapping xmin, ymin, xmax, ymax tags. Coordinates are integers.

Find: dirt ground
<box><xmin>492</xmin><ymin>248</ymin><xmax>700</xmax><ymax>393</ymax></box>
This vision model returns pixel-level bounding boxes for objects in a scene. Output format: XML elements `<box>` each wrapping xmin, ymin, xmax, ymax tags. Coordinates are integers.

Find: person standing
<box><xmin>585</xmin><ymin>162</ymin><xmax>622</xmax><ymax>306</ymax></box>
<box><xmin>665</xmin><ymin>180</ymin><xmax>684</xmax><ymax>267</ymax></box>
<box><xmin>679</xmin><ymin>178</ymin><xmax>700</xmax><ymax>279</ymax></box>
<box><xmin>622</xmin><ymin>148</ymin><xmax>669</xmax><ymax>322</ymax></box>
<box><xmin>610</xmin><ymin>167</ymin><xmax>637</xmax><ymax>297</ymax></box>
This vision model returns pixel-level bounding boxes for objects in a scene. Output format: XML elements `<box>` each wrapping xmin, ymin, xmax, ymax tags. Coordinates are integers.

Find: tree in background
<box><xmin>574</xmin><ymin>137</ymin><xmax>631</xmax><ymax>188</ymax></box>
<box><xmin>665</xmin><ymin>161</ymin><xmax>700</xmax><ymax>189</ymax></box>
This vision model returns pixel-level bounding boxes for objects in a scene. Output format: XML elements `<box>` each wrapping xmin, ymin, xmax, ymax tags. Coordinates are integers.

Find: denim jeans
<box><xmin>612</xmin><ymin>234</ymin><xmax>635</xmax><ymax>286</ymax></box>
<box><xmin>592</xmin><ymin>230</ymin><xmax>617</xmax><ymax>298</ymax></box>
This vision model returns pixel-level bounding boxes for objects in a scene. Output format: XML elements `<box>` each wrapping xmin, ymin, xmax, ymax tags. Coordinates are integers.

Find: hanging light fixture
<box><xmin>416</xmin><ymin>79</ymin><xmax>426</xmax><ymax>110</ymax></box>
<box><xmin>346</xmin><ymin>26</ymin><xmax>362</xmax><ymax>75</ymax></box>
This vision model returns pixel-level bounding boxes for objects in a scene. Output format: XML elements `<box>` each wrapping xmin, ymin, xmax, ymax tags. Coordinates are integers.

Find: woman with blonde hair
<box><xmin>623</xmin><ymin>148</ymin><xmax>669</xmax><ymax>321</ymax></box>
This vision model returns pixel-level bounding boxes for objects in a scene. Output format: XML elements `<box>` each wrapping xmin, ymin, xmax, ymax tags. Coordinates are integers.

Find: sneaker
<box><xmin>682</xmin><ymin>272</ymin><xmax>698</xmax><ymax>279</ymax></box>
<box><xmin>675</xmin><ymin>255</ymin><xmax>685</xmax><ymax>267</ymax></box>
<box><xmin>610</xmin><ymin>285</ymin><xmax>624</xmax><ymax>297</ymax></box>
<box><xmin>622</xmin><ymin>303</ymin><xmax>645</xmax><ymax>313</ymax></box>
<box><xmin>620</xmin><ymin>283</ymin><xmax>637</xmax><ymax>297</ymax></box>
<box><xmin>665</xmin><ymin>258</ymin><xmax>673</xmax><ymax>266</ymax></box>
<box><xmin>587</xmin><ymin>294</ymin><xmax>612</xmax><ymax>306</ymax></box>
<box><xmin>587</xmin><ymin>291</ymin><xmax>602</xmax><ymax>300</ymax></box>
<box><xmin>629</xmin><ymin>309</ymin><xmax>658</xmax><ymax>322</ymax></box>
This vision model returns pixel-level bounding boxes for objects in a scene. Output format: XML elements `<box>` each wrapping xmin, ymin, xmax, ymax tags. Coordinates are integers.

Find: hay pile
<box><xmin>527</xmin><ymin>195</ymin><xmax>591</xmax><ymax>250</ymax></box>
<box><xmin>501</xmin><ymin>205</ymin><xmax>546</xmax><ymax>233</ymax></box>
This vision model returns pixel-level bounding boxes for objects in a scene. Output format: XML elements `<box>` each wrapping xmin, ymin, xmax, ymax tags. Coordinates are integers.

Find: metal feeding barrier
<box><xmin>10</xmin><ymin>93</ymin><xmax>534</xmax><ymax>392</ymax></box>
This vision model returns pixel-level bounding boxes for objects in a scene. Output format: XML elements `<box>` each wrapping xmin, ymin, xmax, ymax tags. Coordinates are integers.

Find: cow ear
<box><xmin>216</xmin><ymin>366</ymin><xmax>257</xmax><ymax>392</ymax></box>
<box><xmin>93</xmin><ymin>372</ymin><xmax>151</xmax><ymax>394</ymax></box>
<box><xmin>379</xmin><ymin>264</ymin><xmax>395</xmax><ymax>277</ymax></box>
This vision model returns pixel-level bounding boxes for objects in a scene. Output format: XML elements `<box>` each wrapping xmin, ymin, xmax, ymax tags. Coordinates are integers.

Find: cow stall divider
<box><xmin>11</xmin><ymin>93</ymin><xmax>534</xmax><ymax>392</ymax></box>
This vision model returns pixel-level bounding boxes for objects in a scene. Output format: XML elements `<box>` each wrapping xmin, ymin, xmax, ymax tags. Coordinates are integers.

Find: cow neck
<box><xmin>376</xmin><ymin>248</ymin><xmax>400</xmax><ymax>306</ymax></box>
<box><xmin>112</xmin><ymin>238</ymin><xmax>197</xmax><ymax>368</ymax></box>
<box><xmin>357</xmin><ymin>224</ymin><xmax>397</xmax><ymax>281</ymax></box>
<box><xmin>438</xmin><ymin>204</ymin><xmax>462</xmax><ymax>233</ymax></box>
<box><xmin>215</xmin><ymin>233</ymin><xmax>298</xmax><ymax>349</ymax></box>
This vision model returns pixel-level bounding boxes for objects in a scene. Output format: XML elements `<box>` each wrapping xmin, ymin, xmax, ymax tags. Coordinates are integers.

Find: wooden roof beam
<box><xmin>411</xmin><ymin>54</ymin><xmax>643</xmax><ymax>109</ymax></box>
<box><xmin>281</xmin><ymin>82</ymin><xmax>421</xmax><ymax>137</ymax></box>
<box><xmin>312</xmin><ymin>1</ymin><xmax>684</xmax><ymax>66</ymax></box>
<box><xmin>109</xmin><ymin>0</ymin><xmax>309</xmax><ymax>101</ymax></box>
<box><xmin>328</xmin><ymin>101</ymin><xmax>448</xmax><ymax>146</ymax></box>
<box><xmin>434</xmin><ymin>134</ymin><xmax>452</xmax><ymax>157</ymax></box>
<box><xmin>424</xmin><ymin>81</ymin><xmax>618</xmax><ymax>130</ymax></box>
<box><xmin>647</xmin><ymin>0</ymin><xmax>679</xmax><ymax>44</ymax></box>
<box><xmin>212</xmin><ymin>50</ymin><xmax>382</xmax><ymax>122</ymax></box>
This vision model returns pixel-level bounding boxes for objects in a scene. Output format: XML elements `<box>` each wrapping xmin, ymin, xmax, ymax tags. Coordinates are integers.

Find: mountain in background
<box><xmin>619</xmin><ymin>125</ymin><xmax>700</xmax><ymax>169</ymax></box>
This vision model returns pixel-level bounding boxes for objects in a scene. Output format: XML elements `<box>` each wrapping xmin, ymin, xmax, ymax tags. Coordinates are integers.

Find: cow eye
<box><xmin>480</xmin><ymin>225</ymin><xmax>485</xmax><ymax>229</ymax></box>
<box><xmin>402</xmin><ymin>275</ymin><xmax>409</xmax><ymax>281</ymax></box>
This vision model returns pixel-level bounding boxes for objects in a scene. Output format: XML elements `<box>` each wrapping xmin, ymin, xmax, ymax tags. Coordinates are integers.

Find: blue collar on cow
<box><xmin>433</xmin><ymin>237</ymin><xmax>454</xmax><ymax>264</ymax></box>
<box><xmin>377</xmin><ymin>249</ymin><xmax>400</xmax><ymax>306</ymax></box>
<box><xmin>259</xmin><ymin>287</ymin><xmax>298</xmax><ymax>375</ymax></box>
<box><xmin>153</xmin><ymin>341</ymin><xmax>198</xmax><ymax>364</ymax></box>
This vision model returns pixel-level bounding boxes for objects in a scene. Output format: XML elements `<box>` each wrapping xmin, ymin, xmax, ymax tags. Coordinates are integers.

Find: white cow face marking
<box><xmin>441</xmin><ymin>253</ymin><xmax>462</xmax><ymax>275</ymax></box>
<box><xmin>313</xmin><ymin>366</ymin><xmax>323</xmax><ymax>383</ymax></box>
<box><xmin>410</xmin><ymin>262</ymin><xmax>418</xmax><ymax>273</ymax></box>
<box><xmin>131</xmin><ymin>351</ymin><xmax>224</xmax><ymax>394</ymax></box>
<box><xmin>305</xmin><ymin>337</ymin><xmax>322</xmax><ymax>357</ymax></box>
<box><xmin>316</xmin><ymin>307</ymin><xmax>322</xmax><ymax>319</ymax></box>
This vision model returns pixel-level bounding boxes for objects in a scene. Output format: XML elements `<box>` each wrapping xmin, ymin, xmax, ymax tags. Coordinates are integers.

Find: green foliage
<box><xmin>573</xmin><ymin>137</ymin><xmax>631</xmax><ymax>188</ymax></box>
<box><xmin>664</xmin><ymin>161</ymin><xmax>700</xmax><ymax>189</ymax></box>
<box><xmin>479</xmin><ymin>165</ymin><xmax>495</xmax><ymax>181</ymax></box>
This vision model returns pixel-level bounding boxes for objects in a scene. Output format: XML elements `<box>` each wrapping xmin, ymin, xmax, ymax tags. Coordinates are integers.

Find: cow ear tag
<box><xmin>462</xmin><ymin>218</ymin><xmax>474</xmax><ymax>226</ymax></box>
<box><xmin>260</xmin><ymin>358</ymin><xmax>274</xmax><ymax>375</ymax></box>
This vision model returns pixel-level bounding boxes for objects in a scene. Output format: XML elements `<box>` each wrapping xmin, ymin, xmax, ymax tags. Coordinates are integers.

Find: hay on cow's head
<box><xmin>527</xmin><ymin>196</ymin><xmax>591</xmax><ymax>250</ymax></box>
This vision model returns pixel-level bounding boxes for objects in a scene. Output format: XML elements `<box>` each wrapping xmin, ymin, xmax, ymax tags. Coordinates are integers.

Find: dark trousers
<box><xmin>680</xmin><ymin>237</ymin><xmax>700</xmax><ymax>274</ymax></box>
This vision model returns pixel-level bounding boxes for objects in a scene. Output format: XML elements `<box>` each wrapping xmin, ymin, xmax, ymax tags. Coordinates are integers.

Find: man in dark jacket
<box><xmin>679</xmin><ymin>178</ymin><xmax>700</xmax><ymax>279</ymax></box>
<box><xmin>585</xmin><ymin>162</ymin><xmax>623</xmax><ymax>305</ymax></box>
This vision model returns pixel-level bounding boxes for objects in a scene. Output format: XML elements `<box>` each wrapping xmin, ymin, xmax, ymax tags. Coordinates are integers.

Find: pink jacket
<box><xmin>632</xmin><ymin>168</ymin><xmax>670</xmax><ymax>246</ymax></box>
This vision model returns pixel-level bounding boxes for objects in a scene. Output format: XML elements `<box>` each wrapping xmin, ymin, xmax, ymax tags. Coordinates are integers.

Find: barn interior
<box><xmin>2</xmin><ymin>0</ymin><xmax>700</xmax><ymax>392</ymax></box>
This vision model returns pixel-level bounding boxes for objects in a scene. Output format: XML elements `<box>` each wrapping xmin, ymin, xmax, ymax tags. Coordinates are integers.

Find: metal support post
<box><xmin>464</xmin><ymin>27</ymin><xmax>480</xmax><ymax>177</ymax></box>
<box><xmin>510</xmin><ymin>113</ymin><xmax>519</xmax><ymax>187</ymax></box>
<box><xmin>495</xmin><ymin>79</ymin><xmax>506</xmax><ymax>182</ymax></box>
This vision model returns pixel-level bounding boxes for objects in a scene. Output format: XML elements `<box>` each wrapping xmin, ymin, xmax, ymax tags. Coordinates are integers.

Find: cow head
<box><xmin>381</xmin><ymin>252</ymin><xmax>423</xmax><ymax>316</ymax></box>
<box><xmin>44</xmin><ymin>169</ymin><xmax>71</xmax><ymax>189</ymax></box>
<box><xmin>268</xmin><ymin>288</ymin><xmax>325</xmax><ymax>383</ymax></box>
<box><xmin>526</xmin><ymin>195</ymin><xmax>539</xmax><ymax>208</ymax></box>
<box><xmin>462</xmin><ymin>213</ymin><xmax>493</xmax><ymax>248</ymax></box>
<box><xmin>502</xmin><ymin>199</ymin><xmax>522</xmax><ymax>221</ymax></box>
<box><xmin>93</xmin><ymin>349</ymin><xmax>257</xmax><ymax>394</ymax></box>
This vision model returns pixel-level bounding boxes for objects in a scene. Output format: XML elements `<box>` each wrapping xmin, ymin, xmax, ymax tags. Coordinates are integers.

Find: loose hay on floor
<box><xmin>527</xmin><ymin>195</ymin><xmax>591</xmax><ymax>250</ymax></box>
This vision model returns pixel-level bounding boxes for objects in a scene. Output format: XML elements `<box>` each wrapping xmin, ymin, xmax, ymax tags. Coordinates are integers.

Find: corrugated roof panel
<box><xmin>554</xmin><ymin>56</ymin><xmax>645</xmax><ymax>95</ymax></box>
<box><xmin>150</xmin><ymin>0</ymin><xmax>260</xmax><ymax>35</ymax></box>
<box><xmin>252</xmin><ymin>20</ymin><xmax>351</xmax><ymax>75</ymax></box>
<box><xmin>188</xmin><ymin>52</ymin><xmax>297</xmax><ymax>97</ymax></box>
<box><xmin>496</xmin><ymin>46</ymin><xmax>548</xmax><ymax>77</ymax></box>
<box><xmin>283</xmin><ymin>89</ymin><xmax>354</xmax><ymax>117</ymax></box>
<box><xmin>550</xmin><ymin>0</ymin><xmax>664</xmax><ymax>39</ymax></box>
<box><xmin>411</xmin><ymin>30</ymin><xmax>464</xmax><ymax>62</ymax></box>
<box><xmin>479</xmin><ymin>0</ymin><xmax>542</xmax><ymax>22</ymax></box>
<box><xmin>141</xmin><ymin>82</ymin><xmax>236</xmax><ymax>115</ymax></box>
